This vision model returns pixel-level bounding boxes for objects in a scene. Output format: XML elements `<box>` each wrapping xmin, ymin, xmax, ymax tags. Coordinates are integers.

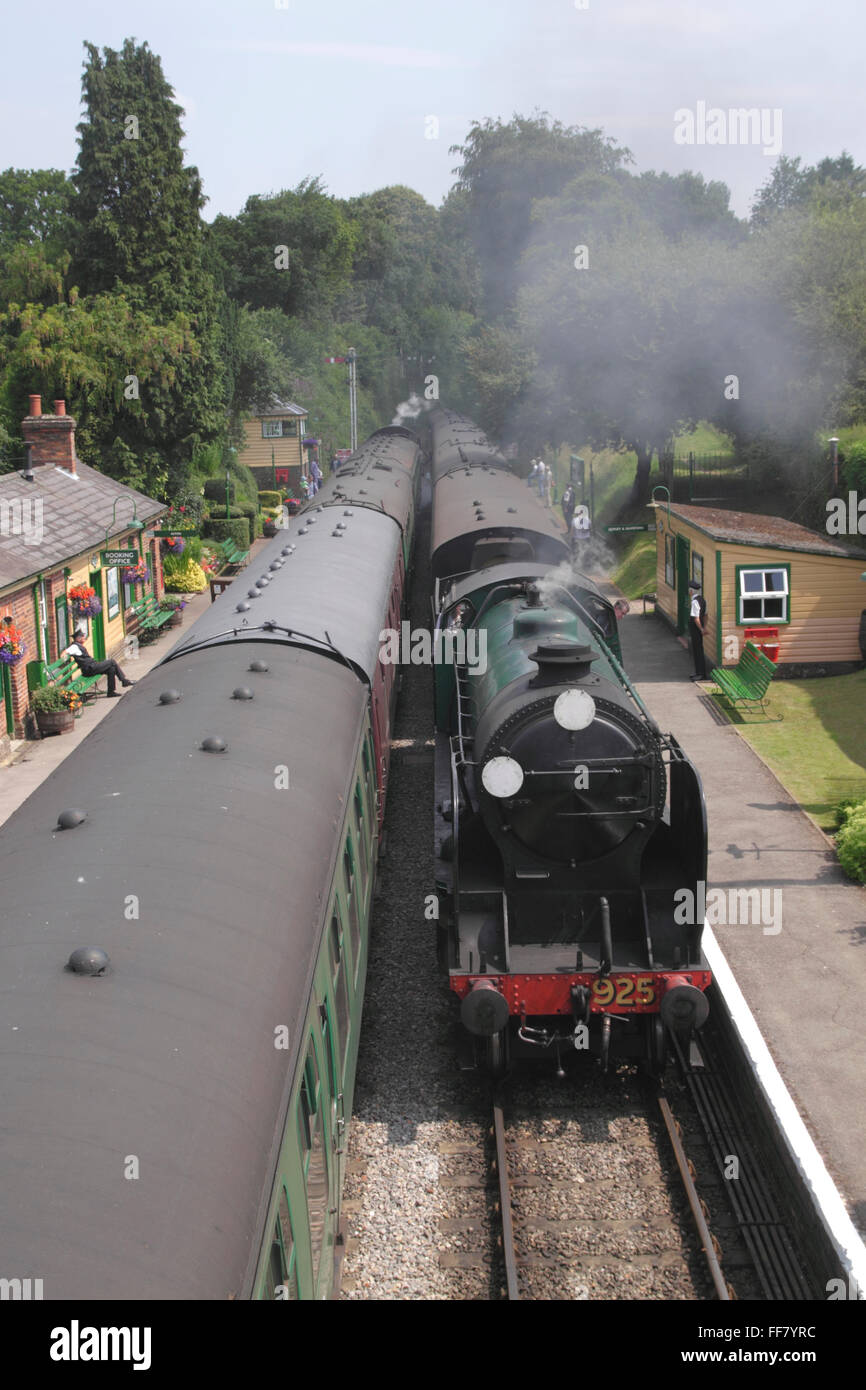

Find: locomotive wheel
<box><xmin>484</xmin><ymin>1030</ymin><xmax>510</xmax><ymax>1078</ymax></box>
<box><xmin>644</xmin><ymin>1015</ymin><xmax>668</xmax><ymax>1079</ymax></box>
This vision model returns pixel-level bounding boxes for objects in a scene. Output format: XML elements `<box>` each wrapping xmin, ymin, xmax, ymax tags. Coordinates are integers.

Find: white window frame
<box><xmin>738</xmin><ymin>566</ymin><xmax>789</xmax><ymax>624</ymax></box>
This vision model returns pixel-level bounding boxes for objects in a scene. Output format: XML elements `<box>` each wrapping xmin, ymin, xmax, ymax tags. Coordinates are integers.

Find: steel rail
<box><xmin>658</xmin><ymin>1093</ymin><xmax>732</xmax><ymax>1300</ymax></box>
<box><xmin>492</xmin><ymin>1090</ymin><xmax>520</xmax><ymax>1300</ymax></box>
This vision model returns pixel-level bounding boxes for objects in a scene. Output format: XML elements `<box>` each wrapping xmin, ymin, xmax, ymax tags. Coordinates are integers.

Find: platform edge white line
<box><xmin>703</xmin><ymin>922</ymin><xmax>866</xmax><ymax>1298</ymax></box>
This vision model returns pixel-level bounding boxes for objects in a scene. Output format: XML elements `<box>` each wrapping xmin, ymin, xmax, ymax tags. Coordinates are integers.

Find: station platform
<box><xmin>605</xmin><ymin>592</ymin><xmax>866</xmax><ymax>1236</ymax></box>
<box><xmin>0</xmin><ymin>536</ymin><xmax>271</xmax><ymax>828</ymax></box>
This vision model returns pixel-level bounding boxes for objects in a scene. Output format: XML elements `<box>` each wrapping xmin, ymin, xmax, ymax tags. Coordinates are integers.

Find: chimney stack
<box><xmin>21</xmin><ymin>395</ymin><xmax>77</xmax><ymax>475</ymax></box>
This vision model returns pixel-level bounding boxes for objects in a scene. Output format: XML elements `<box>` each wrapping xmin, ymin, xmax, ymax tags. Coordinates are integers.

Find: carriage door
<box><xmin>675</xmin><ymin>535</ymin><xmax>691</xmax><ymax>634</ymax></box>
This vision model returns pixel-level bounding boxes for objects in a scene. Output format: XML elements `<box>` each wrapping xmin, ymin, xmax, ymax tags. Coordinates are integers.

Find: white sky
<box><xmin>1</xmin><ymin>0</ymin><xmax>863</xmax><ymax>219</ymax></box>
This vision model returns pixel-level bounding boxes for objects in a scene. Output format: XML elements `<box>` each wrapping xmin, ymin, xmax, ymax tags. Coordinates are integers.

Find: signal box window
<box><xmin>737</xmin><ymin>566</ymin><xmax>789</xmax><ymax>624</ymax></box>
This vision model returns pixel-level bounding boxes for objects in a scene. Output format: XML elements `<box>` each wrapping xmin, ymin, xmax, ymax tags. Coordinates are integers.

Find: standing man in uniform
<box><xmin>688</xmin><ymin>579</ymin><xmax>708</xmax><ymax>680</ymax></box>
<box><xmin>561</xmin><ymin>483</ymin><xmax>576</xmax><ymax>534</ymax></box>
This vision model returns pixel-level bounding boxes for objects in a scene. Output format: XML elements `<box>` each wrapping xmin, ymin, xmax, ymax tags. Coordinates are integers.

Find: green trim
<box><xmin>715</xmin><ymin>549</ymin><xmax>722</xmax><ymax>667</ymax></box>
<box><xmin>734</xmin><ymin>561</ymin><xmax>791</xmax><ymax>626</ymax></box>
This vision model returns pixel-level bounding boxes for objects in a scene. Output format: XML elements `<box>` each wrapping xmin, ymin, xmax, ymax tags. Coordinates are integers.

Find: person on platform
<box><xmin>527</xmin><ymin>459</ymin><xmax>538</xmax><ymax>487</ymax></box>
<box><xmin>537</xmin><ymin>462</ymin><xmax>547</xmax><ymax>500</ymax></box>
<box><xmin>688</xmin><ymin>580</ymin><xmax>708</xmax><ymax>680</ymax></box>
<box><xmin>561</xmin><ymin>483</ymin><xmax>576</xmax><ymax>532</ymax></box>
<box><xmin>62</xmin><ymin>629</ymin><xmax>134</xmax><ymax>698</ymax></box>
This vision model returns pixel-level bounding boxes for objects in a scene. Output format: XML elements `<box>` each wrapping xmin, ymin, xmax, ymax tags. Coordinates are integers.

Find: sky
<box><xmin>1</xmin><ymin>0</ymin><xmax>864</xmax><ymax>221</ymax></box>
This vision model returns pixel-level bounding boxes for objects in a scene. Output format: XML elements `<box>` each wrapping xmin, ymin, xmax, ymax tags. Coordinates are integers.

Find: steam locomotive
<box><xmin>430</xmin><ymin>411</ymin><xmax>710</xmax><ymax>1074</ymax></box>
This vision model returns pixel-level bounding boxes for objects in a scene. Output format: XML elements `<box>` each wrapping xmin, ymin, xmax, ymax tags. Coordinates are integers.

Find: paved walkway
<box><xmin>0</xmin><ymin>538</ymin><xmax>271</xmax><ymax>828</ymax></box>
<box><xmin>605</xmin><ymin>589</ymin><xmax>866</xmax><ymax>1233</ymax></box>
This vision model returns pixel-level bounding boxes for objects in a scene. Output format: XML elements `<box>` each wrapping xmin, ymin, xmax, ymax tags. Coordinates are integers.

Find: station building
<box><xmin>238</xmin><ymin>396</ymin><xmax>309</xmax><ymax>494</ymax></box>
<box><xmin>651</xmin><ymin>501</ymin><xmax>866</xmax><ymax>676</ymax></box>
<box><xmin>0</xmin><ymin>396</ymin><xmax>167</xmax><ymax>742</ymax></box>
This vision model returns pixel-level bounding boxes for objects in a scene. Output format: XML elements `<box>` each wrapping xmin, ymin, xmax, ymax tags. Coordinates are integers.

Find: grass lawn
<box><xmin>611</xmin><ymin>533</ymin><xmax>656</xmax><ymax>598</ymax></box>
<box><xmin>708</xmin><ymin>669</ymin><xmax>866</xmax><ymax>832</ymax></box>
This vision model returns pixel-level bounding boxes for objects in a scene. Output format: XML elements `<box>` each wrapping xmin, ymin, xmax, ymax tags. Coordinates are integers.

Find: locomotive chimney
<box><xmin>528</xmin><ymin>639</ymin><xmax>598</xmax><ymax>687</ymax></box>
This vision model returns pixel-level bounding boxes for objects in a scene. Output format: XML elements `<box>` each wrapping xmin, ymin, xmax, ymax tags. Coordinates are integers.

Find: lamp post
<box><xmin>829</xmin><ymin>437</ymin><xmax>840</xmax><ymax>492</ymax></box>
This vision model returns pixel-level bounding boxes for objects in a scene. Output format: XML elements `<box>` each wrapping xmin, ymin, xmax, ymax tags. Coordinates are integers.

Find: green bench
<box><xmin>129</xmin><ymin>593</ymin><xmax>174</xmax><ymax>639</ymax></box>
<box><xmin>216</xmin><ymin>537</ymin><xmax>250</xmax><ymax>571</ymax></box>
<box><xmin>710</xmin><ymin>640</ymin><xmax>780</xmax><ymax>718</ymax></box>
<box><xmin>42</xmin><ymin>654</ymin><xmax>104</xmax><ymax>701</ymax></box>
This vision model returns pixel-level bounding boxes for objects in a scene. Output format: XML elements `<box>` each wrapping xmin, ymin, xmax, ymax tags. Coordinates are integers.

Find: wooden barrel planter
<box><xmin>36</xmin><ymin>709</ymin><xmax>75</xmax><ymax>736</ymax></box>
<box><xmin>167</xmin><ymin>611</ymin><xmax>183</xmax><ymax>628</ymax></box>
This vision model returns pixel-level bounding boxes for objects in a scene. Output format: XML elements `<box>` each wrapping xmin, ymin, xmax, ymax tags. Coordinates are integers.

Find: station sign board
<box><xmin>101</xmin><ymin>549</ymin><xmax>138</xmax><ymax>566</ymax></box>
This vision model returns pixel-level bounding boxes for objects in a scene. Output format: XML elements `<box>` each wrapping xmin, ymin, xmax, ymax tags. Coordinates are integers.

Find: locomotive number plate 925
<box><xmin>591</xmin><ymin>975</ymin><xmax>656</xmax><ymax>1008</ymax></box>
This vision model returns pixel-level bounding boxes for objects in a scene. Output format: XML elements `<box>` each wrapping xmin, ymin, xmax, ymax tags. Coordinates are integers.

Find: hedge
<box><xmin>203</xmin><ymin>478</ymin><xmax>235</xmax><ymax>504</ymax></box>
<box><xmin>202</xmin><ymin>517</ymin><xmax>250</xmax><ymax>550</ymax></box>
<box><xmin>258</xmin><ymin>490</ymin><xmax>282</xmax><ymax>509</ymax></box>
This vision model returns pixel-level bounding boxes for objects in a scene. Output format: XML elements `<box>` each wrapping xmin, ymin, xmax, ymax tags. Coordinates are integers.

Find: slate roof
<box><xmin>0</xmin><ymin>460</ymin><xmax>166</xmax><ymax>592</ymax></box>
<box><xmin>256</xmin><ymin>396</ymin><xmax>307</xmax><ymax>418</ymax></box>
<box><xmin>655</xmin><ymin>502</ymin><xmax>866</xmax><ymax>560</ymax></box>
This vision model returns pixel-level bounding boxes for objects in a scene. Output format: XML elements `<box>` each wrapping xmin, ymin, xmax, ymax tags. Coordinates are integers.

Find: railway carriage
<box><xmin>0</xmin><ymin>426</ymin><xmax>422</xmax><ymax>1300</ymax></box>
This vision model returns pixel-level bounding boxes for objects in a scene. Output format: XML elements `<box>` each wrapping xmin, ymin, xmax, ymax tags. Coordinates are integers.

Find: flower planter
<box><xmin>36</xmin><ymin>709</ymin><xmax>75</xmax><ymax>736</ymax></box>
<box><xmin>167</xmin><ymin>611</ymin><xmax>183</xmax><ymax>628</ymax></box>
<box><xmin>262</xmin><ymin>521</ymin><xmax>277</xmax><ymax>538</ymax></box>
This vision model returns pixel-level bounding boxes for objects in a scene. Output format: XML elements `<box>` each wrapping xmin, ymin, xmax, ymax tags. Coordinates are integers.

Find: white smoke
<box><xmin>391</xmin><ymin>392</ymin><xmax>433</xmax><ymax>426</ymax></box>
<box><xmin>534</xmin><ymin>540</ymin><xmax>616</xmax><ymax>608</ymax></box>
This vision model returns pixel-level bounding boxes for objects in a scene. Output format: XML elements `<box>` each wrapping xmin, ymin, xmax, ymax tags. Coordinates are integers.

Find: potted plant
<box><xmin>121</xmin><ymin>560</ymin><xmax>149</xmax><ymax>586</ymax></box>
<box><xmin>0</xmin><ymin>620</ymin><xmax>26</xmax><ymax>665</ymax></box>
<box><xmin>68</xmin><ymin>584</ymin><xmax>102</xmax><ymax>618</ymax></box>
<box><xmin>162</xmin><ymin>597</ymin><xmax>187</xmax><ymax>627</ymax></box>
<box><xmin>31</xmin><ymin>684</ymin><xmax>81</xmax><ymax>735</ymax></box>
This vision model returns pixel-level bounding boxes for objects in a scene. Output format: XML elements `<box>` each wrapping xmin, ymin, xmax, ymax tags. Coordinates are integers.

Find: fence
<box><xmin>658</xmin><ymin>452</ymin><xmax>750</xmax><ymax>504</ymax></box>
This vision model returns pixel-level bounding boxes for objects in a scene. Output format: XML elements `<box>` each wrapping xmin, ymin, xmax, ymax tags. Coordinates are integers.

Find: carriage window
<box><xmin>354</xmin><ymin>784</ymin><xmax>368</xmax><ymax>892</ymax></box>
<box><xmin>265</xmin><ymin>1188</ymin><xmax>298</xmax><ymax>1300</ymax></box>
<box><xmin>331</xmin><ymin>910</ymin><xmax>350</xmax><ymax>1060</ymax></box>
<box><xmin>344</xmin><ymin>836</ymin><xmax>361</xmax><ymax>974</ymax></box>
<box><xmin>298</xmin><ymin>1042</ymin><xmax>329</xmax><ymax>1287</ymax></box>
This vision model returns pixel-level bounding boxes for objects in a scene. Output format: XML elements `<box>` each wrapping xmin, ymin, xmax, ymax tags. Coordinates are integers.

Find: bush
<box><xmin>202</xmin><ymin>517</ymin><xmax>251</xmax><ymax>551</ymax></box>
<box><xmin>162</xmin><ymin>557</ymin><xmax>208</xmax><ymax>594</ymax></box>
<box><xmin>841</xmin><ymin>441</ymin><xmax>866</xmax><ymax>494</ymax></box>
<box><xmin>31</xmin><ymin>684</ymin><xmax>81</xmax><ymax>713</ymax></box>
<box><xmin>836</xmin><ymin>799</ymin><xmax>866</xmax><ymax>883</ymax></box>
<box><xmin>258</xmin><ymin>490</ymin><xmax>282</xmax><ymax>509</ymax></box>
<box><xmin>203</xmin><ymin>478</ymin><xmax>235</xmax><ymax>504</ymax></box>
<box><xmin>227</xmin><ymin>456</ymin><xmax>259</xmax><ymax>508</ymax></box>
<box><xmin>205</xmin><ymin>503</ymin><xmax>245</xmax><ymax>519</ymax></box>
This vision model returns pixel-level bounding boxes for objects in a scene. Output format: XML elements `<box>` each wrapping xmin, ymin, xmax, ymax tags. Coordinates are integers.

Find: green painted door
<box><xmin>676</xmin><ymin>535</ymin><xmax>691</xmax><ymax>634</ymax></box>
<box><xmin>88</xmin><ymin>570</ymin><xmax>106</xmax><ymax>660</ymax></box>
<box><xmin>1</xmin><ymin>663</ymin><xmax>12</xmax><ymax>735</ymax></box>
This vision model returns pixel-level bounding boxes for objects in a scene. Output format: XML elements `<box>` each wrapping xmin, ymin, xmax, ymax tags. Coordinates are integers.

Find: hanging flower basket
<box><xmin>0</xmin><ymin>622</ymin><xmax>26</xmax><ymax>665</ymax></box>
<box><xmin>68</xmin><ymin>585</ymin><xmax>102</xmax><ymax>618</ymax></box>
<box><xmin>121</xmin><ymin>561</ymin><xmax>148</xmax><ymax>585</ymax></box>
<box><xmin>162</xmin><ymin>535</ymin><xmax>186</xmax><ymax>557</ymax></box>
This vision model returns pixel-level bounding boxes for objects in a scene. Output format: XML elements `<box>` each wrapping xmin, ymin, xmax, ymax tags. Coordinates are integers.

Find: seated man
<box><xmin>62</xmin><ymin>628</ymin><xmax>135</xmax><ymax>697</ymax></box>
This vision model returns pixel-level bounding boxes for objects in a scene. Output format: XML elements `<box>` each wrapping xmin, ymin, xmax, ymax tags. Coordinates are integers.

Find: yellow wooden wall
<box><xmin>239</xmin><ymin>418</ymin><xmax>305</xmax><ymax>471</ymax></box>
<box><xmin>655</xmin><ymin>515</ymin><xmax>865</xmax><ymax>666</ymax></box>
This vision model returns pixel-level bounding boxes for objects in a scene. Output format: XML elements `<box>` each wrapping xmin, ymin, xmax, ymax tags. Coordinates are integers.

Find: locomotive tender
<box><xmin>430</xmin><ymin>411</ymin><xmax>710</xmax><ymax>1074</ymax></box>
<box><xmin>0</xmin><ymin>425</ymin><xmax>421</xmax><ymax>1300</ymax></box>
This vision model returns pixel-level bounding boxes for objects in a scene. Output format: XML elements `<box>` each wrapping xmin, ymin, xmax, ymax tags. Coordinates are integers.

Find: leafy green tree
<box><xmin>209</xmin><ymin>179</ymin><xmax>355</xmax><ymax>321</ymax></box>
<box><xmin>449</xmin><ymin>113</ymin><xmax>631</xmax><ymax>317</ymax></box>
<box><xmin>0</xmin><ymin>169</ymin><xmax>73</xmax><ymax>263</ymax></box>
<box><xmin>64</xmin><ymin>38</ymin><xmax>224</xmax><ymax>492</ymax></box>
<box><xmin>751</xmin><ymin>151</ymin><xmax>866</xmax><ymax>226</ymax></box>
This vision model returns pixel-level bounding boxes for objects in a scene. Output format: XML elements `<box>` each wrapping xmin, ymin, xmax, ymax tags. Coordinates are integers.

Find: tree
<box><xmin>66</xmin><ymin>38</ymin><xmax>224</xmax><ymax>491</ymax></box>
<box><xmin>0</xmin><ymin>169</ymin><xmax>73</xmax><ymax>264</ymax></box>
<box><xmin>751</xmin><ymin>151</ymin><xmax>866</xmax><ymax>225</ymax></box>
<box><xmin>449</xmin><ymin>113</ymin><xmax>631</xmax><ymax>317</ymax></box>
<box><xmin>209</xmin><ymin>179</ymin><xmax>355</xmax><ymax>321</ymax></box>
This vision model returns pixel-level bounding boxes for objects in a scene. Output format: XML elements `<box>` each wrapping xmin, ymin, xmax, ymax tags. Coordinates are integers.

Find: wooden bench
<box><xmin>710</xmin><ymin>640</ymin><xmax>779</xmax><ymax>718</ymax></box>
<box><xmin>641</xmin><ymin>592</ymin><xmax>657</xmax><ymax>616</ymax></box>
<box><xmin>129</xmin><ymin>594</ymin><xmax>174</xmax><ymax>640</ymax></box>
<box><xmin>42</xmin><ymin>654</ymin><xmax>104</xmax><ymax>701</ymax></box>
<box><xmin>216</xmin><ymin>537</ymin><xmax>249</xmax><ymax>571</ymax></box>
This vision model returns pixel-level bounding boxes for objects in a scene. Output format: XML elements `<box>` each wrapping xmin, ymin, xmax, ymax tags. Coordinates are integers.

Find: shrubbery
<box><xmin>841</xmin><ymin>441</ymin><xmax>866</xmax><ymax>494</ymax></box>
<box><xmin>162</xmin><ymin>557</ymin><xmax>207</xmax><ymax>593</ymax></box>
<box><xmin>203</xmin><ymin>478</ymin><xmax>235</xmax><ymax>504</ymax></box>
<box><xmin>201</xmin><ymin>517</ymin><xmax>250</xmax><ymax>550</ymax></box>
<box><xmin>835</xmin><ymin>797</ymin><xmax>866</xmax><ymax>883</ymax></box>
<box><xmin>258</xmin><ymin>490</ymin><xmax>282</xmax><ymax>509</ymax></box>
